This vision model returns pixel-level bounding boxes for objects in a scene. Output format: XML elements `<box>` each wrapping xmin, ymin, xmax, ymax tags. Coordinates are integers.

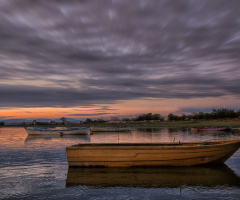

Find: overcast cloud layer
<box><xmin>0</xmin><ymin>0</ymin><xmax>240</xmax><ymax>108</ymax></box>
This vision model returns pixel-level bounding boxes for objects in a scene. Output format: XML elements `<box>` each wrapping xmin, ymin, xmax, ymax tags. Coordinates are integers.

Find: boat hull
<box><xmin>25</xmin><ymin>127</ymin><xmax>90</xmax><ymax>135</ymax></box>
<box><xmin>90</xmin><ymin>127</ymin><xmax>131</xmax><ymax>132</ymax></box>
<box><xmin>191</xmin><ymin>125</ymin><xmax>232</xmax><ymax>132</ymax></box>
<box><xmin>66</xmin><ymin>139</ymin><xmax>240</xmax><ymax>167</ymax></box>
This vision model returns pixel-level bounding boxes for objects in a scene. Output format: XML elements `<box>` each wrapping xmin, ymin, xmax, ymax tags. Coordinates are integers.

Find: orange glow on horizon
<box><xmin>0</xmin><ymin>95</ymin><xmax>239</xmax><ymax>120</ymax></box>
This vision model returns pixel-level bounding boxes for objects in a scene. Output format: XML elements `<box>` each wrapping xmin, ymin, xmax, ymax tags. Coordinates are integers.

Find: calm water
<box><xmin>0</xmin><ymin>127</ymin><xmax>240</xmax><ymax>200</ymax></box>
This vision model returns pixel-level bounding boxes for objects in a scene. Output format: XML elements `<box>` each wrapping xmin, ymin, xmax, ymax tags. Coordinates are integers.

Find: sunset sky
<box><xmin>0</xmin><ymin>0</ymin><xmax>240</xmax><ymax>121</ymax></box>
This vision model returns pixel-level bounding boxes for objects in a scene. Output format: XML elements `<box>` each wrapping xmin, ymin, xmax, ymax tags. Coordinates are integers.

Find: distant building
<box><xmin>108</xmin><ymin>117</ymin><xmax>122</xmax><ymax>124</ymax></box>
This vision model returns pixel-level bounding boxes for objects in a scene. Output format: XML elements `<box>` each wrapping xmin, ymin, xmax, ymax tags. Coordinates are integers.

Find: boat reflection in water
<box><xmin>90</xmin><ymin>131</ymin><xmax>133</xmax><ymax>143</ymax></box>
<box><xmin>24</xmin><ymin>134</ymin><xmax>91</xmax><ymax>143</ymax></box>
<box><xmin>66</xmin><ymin>164</ymin><xmax>240</xmax><ymax>188</ymax></box>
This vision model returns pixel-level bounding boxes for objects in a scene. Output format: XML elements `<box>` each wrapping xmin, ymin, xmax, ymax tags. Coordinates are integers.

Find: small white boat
<box><xmin>90</xmin><ymin>127</ymin><xmax>131</xmax><ymax>132</ymax></box>
<box><xmin>25</xmin><ymin>127</ymin><xmax>90</xmax><ymax>135</ymax></box>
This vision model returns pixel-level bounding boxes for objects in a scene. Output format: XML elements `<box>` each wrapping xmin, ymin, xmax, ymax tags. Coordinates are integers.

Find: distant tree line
<box><xmin>168</xmin><ymin>108</ymin><xmax>240</xmax><ymax>121</ymax></box>
<box><xmin>1</xmin><ymin>108</ymin><xmax>239</xmax><ymax>126</ymax></box>
<box><xmin>133</xmin><ymin>113</ymin><xmax>162</xmax><ymax>121</ymax></box>
<box><xmin>83</xmin><ymin>109</ymin><xmax>240</xmax><ymax>123</ymax></box>
<box><xmin>85</xmin><ymin>118</ymin><xmax>106</xmax><ymax>123</ymax></box>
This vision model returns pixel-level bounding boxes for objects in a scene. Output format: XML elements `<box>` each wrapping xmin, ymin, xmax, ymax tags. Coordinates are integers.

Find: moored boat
<box><xmin>191</xmin><ymin>125</ymin><xmax>232</xmax><ymax>132</ymax></box>
<box><xmin>66</xmin><ymin>139</ymin><xmax>240</xmax><ymax>167</ymax></box>
<box><xmin>90</xmin><ymin>127</ymin><xmax>131</xmax><ymax>132</ymax></box>
<box><xmin>25</xmin><ymin>127</ymin><xmax>90</xmax><ymax>135</ymax></box>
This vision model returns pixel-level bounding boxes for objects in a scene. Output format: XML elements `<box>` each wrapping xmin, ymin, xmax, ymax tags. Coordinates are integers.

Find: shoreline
<box><xmin>1</xmin><ymin>119</ymin><xmax>240</xmax><ymax>129</ymax></box>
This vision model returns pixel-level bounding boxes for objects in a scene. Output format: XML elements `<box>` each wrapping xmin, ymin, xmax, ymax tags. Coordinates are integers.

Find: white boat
<box><xmin>90</xmin><ymin>127</ymin><xmax>131</xmax><ymax>132</ymax></box>
<box><xmin>25</xmin><ymin>127</ymin><xmax>90</xmax><ymax>135</ymax></box>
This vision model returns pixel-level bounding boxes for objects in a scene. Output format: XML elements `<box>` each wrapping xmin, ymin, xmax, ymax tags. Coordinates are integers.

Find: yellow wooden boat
<box><xmin>66</xmin><ymin>139</ymin><xmax>240</xmax><ymax>167</ymax></box>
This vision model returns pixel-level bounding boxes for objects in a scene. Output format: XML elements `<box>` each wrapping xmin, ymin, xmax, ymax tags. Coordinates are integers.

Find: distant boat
<box><xmin>191</xmin><ymin>125</ymin><xmax>232</xmax><ymax>132</ymax></box>
<box><xmin>90</xmin><ymin>127</ymin><xmax>131</xmax><ymax>132</ymax></box>
<box><xmin>66</xmin><ymin>139</ymin><xmax>240</xmax><ymax>167</ymax></box>
<box><xmin>25</xmin><ymin>127</ymin><xmax>90</xmax><ymax>135</ymax></box>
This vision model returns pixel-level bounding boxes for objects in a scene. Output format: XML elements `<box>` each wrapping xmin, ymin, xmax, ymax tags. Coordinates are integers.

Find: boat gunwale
<box><xmin>67</xmin><ymin>139</ymin><xmax>240</xmax><ymax>149</ymax></box>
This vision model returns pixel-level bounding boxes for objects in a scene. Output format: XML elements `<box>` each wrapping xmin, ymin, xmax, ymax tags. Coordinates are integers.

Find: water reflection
<box><xmin>22</xmin><ymin>127</ymin><xmax>239</xmax><ymax>145</ymax></box>
<box><xmin>90</xmin><ymin>131</ymin><xmax>132</xmax><ymax>143</ymax></box>
<box><xmin>24</xmin><ymin>134</ymin><xmax>91</xmax><ymax>143</ymax></box>
<box><xmin>66</xmin><ymin>164</ymin><xmax>240</xmax><ymax>188</ymax></box>
<box><xmin>168</xmin><ymin>127</ymin><xmax>189</xmax><ymax>133</ymax></box>
<box><xmin>0</xmin><ymin>127</ymin><xmax>240</xmax><ymax>199</ymax></box>
<box><xmin>135</xmin><ymin>127</ymin><xmax>166</xmax><ymax>133</ymax></box>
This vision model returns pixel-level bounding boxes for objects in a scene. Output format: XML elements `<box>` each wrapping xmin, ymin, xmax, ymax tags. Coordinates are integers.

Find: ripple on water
<box><xmin>0</xmin><ymin>127</ymin><xmax>240</xmax><ymax>200</ymax></box>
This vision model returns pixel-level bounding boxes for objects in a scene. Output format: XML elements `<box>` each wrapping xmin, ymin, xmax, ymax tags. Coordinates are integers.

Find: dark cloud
<box><xmin>93</xmin><ymin>106</ymin><xmax>118</xmax><ymax>111</ymax></box>
<box><xmin>0</xmin><ymin>0</ymin><xmax>240</xmax><ymax>108</ymax></box>
<box><xmin>69</xmin><ymin>113</ymin><xmax>118</xmax><ymax>117</ymax></box>
<box><xmin>179</xmin><ymin>107</ymin><xmax>240</xmax><ymax>114</ymax></box>
<box><xmin>179</xmin><ymin>108</ymin><xmax>215</xmax><ymax>114</ymax></box>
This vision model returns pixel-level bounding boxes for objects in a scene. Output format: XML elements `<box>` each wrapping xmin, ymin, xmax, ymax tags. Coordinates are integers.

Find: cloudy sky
<box><xmin>0</xmin><ymin>0</ymin><xmax>240</xmax><ymax>120</ymax></box>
